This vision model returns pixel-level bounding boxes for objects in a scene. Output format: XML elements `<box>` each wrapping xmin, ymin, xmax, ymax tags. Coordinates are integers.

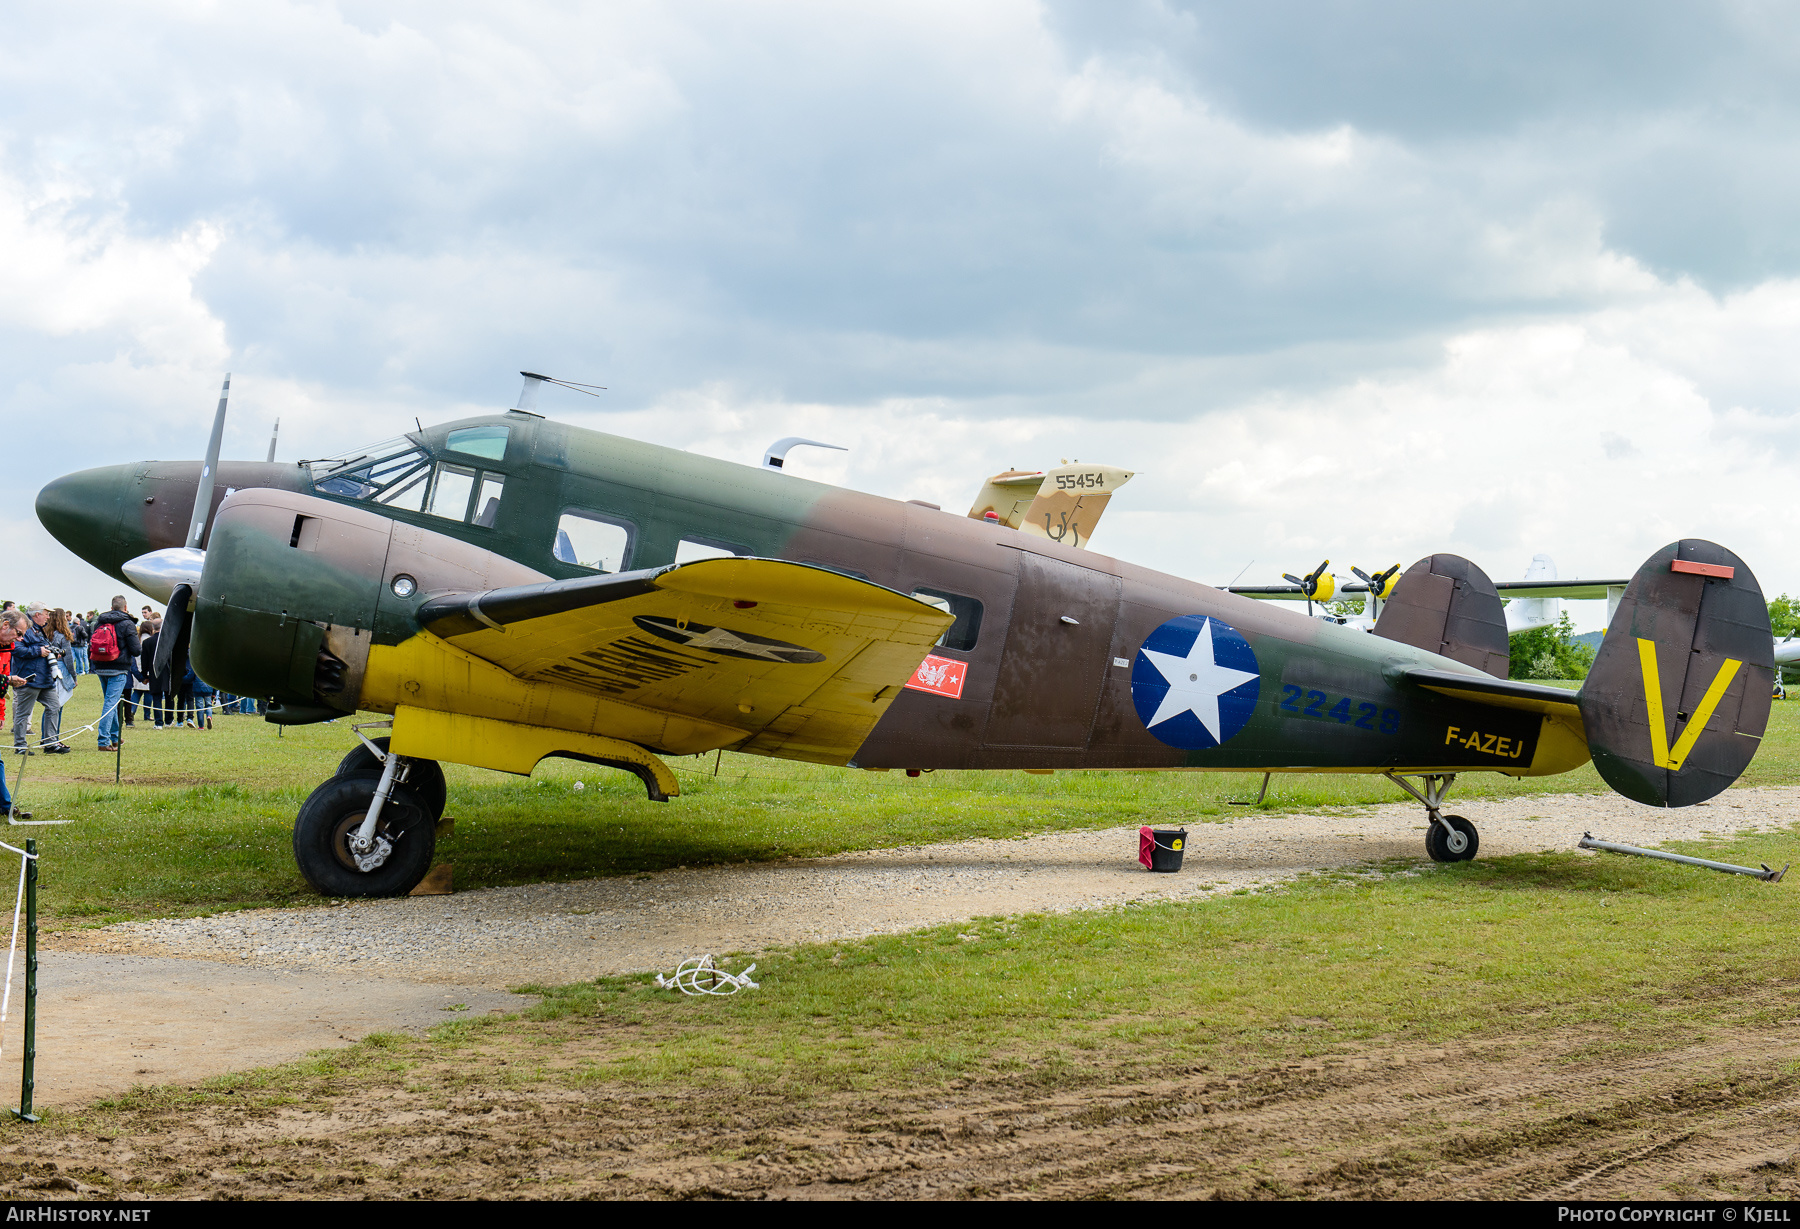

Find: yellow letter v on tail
<box><xmin>1636</xmin><ymin>638</ymin><xmax>1741</xmax><ymax>771</ymax></box>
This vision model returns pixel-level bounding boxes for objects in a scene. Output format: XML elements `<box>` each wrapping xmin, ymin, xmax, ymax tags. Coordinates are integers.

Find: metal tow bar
<box><xmin>1578</xmin><ymin>832</ymin><xmax>1789</xmax><ymax>883</ymax></box>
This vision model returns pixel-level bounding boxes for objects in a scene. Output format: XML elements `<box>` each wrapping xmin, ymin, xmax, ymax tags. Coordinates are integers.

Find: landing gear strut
<box><xmin>292</xmin><ymin>722</ymin><xmax>446</xmax><ymax>897</ymax></box>
<box><xmin>1384</xmin><ymin>772</ymin><xmax>1480</xmax><ymax>863</ymax></box>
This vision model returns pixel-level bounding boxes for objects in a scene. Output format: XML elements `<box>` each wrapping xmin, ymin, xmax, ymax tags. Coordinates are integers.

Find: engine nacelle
<box><xmin>193</xmin><ymin>489</ymin><xmax>547</xmax><ymax>717</ymax></box>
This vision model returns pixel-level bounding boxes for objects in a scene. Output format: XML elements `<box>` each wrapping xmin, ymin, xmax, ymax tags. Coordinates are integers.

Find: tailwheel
<box><xmin>1425</xmin><ymin>814</ymin><xmax>1479</xmax><ymax>863</ymax></box>
<box><xmin>1385</xmin><ymin>772</ymin><xmax>1481</xmax><ymax>865</ymax></box>
<box><xmin>338</xmin><ymin>736</ymin><xmax>448</xmax><ymax>820</ymax></box>
<box><xmin>293</xmin><ymin>770</ymin><xmax>436</xmax><ymax>897</ymax></box>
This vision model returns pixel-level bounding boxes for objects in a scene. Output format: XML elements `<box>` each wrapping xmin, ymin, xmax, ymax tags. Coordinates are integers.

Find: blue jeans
<box><xmin>96</xmin><ymin>672</ymin><xmax>130</xmax><ymax>747</ymax></box>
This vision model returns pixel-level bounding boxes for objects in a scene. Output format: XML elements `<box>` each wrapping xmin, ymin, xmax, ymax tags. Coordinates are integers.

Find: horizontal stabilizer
<box><xmin>1398</xmin><ymin>668</ymin><xmax>1582</xmax><ymax>718</ymax></box>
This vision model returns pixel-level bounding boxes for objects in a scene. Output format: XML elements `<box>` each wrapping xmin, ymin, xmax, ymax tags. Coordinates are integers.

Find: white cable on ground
<box><xmin>654</xmin><ymin>954</ymin><xmax>760</xmax><ymax>996</ymax></box>
<box><xmin>0</xmin><ymin>841</ymin><xmax>37</xmax><ymax>1065</ymax></box>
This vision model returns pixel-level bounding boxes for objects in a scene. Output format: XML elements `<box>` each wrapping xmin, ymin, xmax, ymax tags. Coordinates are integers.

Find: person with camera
<box><xmin>0</xmin><ymin>621</ymin><xmax>32</xmax><ymax>817</ymax></box>
<box><xmin>7</xmin><ymin>605</ymin><xmax>66</xmax><ymax>755</ymax></box>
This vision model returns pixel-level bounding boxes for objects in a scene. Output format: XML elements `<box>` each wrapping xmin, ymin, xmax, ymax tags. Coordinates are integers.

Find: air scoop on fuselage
<box><xmin>35</xmin><ymin>460</ymin><xmax>308</xmax><ymax>588</ymax></box>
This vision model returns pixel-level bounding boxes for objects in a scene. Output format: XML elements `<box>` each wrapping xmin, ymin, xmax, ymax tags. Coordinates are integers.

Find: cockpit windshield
<box><xmin>307</xmin><ymin>437</ymin><xmax>432</xmax><ymax>504</ymax></box>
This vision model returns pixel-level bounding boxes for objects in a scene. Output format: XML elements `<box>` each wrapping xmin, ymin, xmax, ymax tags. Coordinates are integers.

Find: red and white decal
<box><xmin>904</xmin><ymin>654</ymin><xmax>967</xmax><ymax>699</ymax></box>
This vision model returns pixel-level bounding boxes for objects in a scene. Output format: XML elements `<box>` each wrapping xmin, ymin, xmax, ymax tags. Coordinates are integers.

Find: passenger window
<box><xmin>474</xmin><ymin>473</ymin><xmax>505</xmax><ymax>527</ymax></box>
<box><xmin>675</xmin><ymin>537</ymin><xmax>746</xmax><ymax>564</ymax></box>
<box><xmin>911</xmin><ymin>588</ymin><xmax>983</xmax><ymax>652</ymax></box>
<box><xmin>425</xmin><ymin>463</ymin><xmax>476</xmax><ymax>521</ymax></box>
<box><xmin>446</xmin><ymin>424</ymin><xmax>510</xmax><ymax>460</ymax></box>
<box><xmin>556</xmin><ymin>511</ymin><xmax>634</xmax><ymax>573</ymax></box>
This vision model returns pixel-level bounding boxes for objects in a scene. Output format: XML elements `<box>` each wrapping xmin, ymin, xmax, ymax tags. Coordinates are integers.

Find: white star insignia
<box><xmin>1139</xmin><ymin>619</ymin><xmax>1259</xmax><ymax>742</ymax></box>
<box><xmin>677</xmin><ymin>626</ymin><xmax>794</xmax><ymax>662</ymax></box>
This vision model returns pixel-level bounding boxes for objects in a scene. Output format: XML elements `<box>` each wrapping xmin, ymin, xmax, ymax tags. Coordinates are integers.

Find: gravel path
<box><xmin>52</xmin><ymin>788</ymin><xmax>1800</xmax><ymax>988</ymax></box>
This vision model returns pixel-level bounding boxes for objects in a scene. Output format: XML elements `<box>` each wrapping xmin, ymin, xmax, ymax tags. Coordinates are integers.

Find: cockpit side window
<box><xmin>474</xmin><ymin>473</ymin><xmax>505</xmax><ymax>528</ymax></box>
<box><xmin>425</xmin><ymin>463</ymin><xmax>477</xmax><ymax>521</ymax></box>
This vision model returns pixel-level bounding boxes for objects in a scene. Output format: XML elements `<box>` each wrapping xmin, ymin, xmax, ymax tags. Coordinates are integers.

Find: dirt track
<box><xmin>3</xmin><ymin>1010</ymin><xmax>1798</xmax><ymax>1199</ymax></box>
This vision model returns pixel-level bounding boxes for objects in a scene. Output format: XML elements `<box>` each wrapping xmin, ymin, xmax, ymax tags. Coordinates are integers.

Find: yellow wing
<box><xmin>413</xmin><ymin>558</ymin><xmax>954</xmax><ymax>763</ymax></box>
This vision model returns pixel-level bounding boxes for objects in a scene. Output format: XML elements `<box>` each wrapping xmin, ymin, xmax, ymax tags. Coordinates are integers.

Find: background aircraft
<box><xmin>1229</xmin><ymin>554</ymin><xmax>1629</xmax><ymax>636</ymax></box>
<box><xmin>34</xmin><ymin>375</ymin><xmax>1774</xmax><ymax>897</ymax></box>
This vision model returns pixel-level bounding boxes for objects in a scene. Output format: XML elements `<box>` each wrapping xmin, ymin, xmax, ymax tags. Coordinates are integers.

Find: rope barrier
<box><xmin>5</xmin><ymin>687</ymin><xmax>252</xmax><ymax>824</ymax></box>
<box><xmin>5</xmin><ymin>686</ymin><xmax>250</xmax><ymax>753</ymax></box>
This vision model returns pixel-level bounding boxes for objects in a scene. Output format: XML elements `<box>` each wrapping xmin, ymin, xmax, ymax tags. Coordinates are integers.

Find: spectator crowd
<box><xmin>0</xmin><ymin>596</ymin><xmax>263</xmax><ymax>815</ymax></box>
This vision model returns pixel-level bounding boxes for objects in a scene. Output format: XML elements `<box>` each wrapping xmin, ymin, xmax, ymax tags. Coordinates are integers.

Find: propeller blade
<box><xmin>1307</xmin><ymin>559</ymin><xmax>1330</xmax><ymax>582</ymax></box>
<box><xmin>1282</xmin><ymin>573</ymin><xmax>1305</xmax><ymax>586</ymax></box>
<box><xmin>185</xmin><ymin>374</ymin><xmax>231</xmax><ymax>550</ymax></box>
<box><xmin>154</xmin><ymin>583</ymin><xmax>195</xmax><ymax>683</ymax></box>
<box><xmin>1351</xmin><ymin>567</ymin><xmax>1373</xmax><ymax>586</ymax></box>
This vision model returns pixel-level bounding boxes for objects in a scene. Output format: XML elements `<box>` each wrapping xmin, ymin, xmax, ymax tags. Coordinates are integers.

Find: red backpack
<box><xmin>90</xmin><ymin>621</ymin><xmax>120</xmax><ymax>664</ymax></box>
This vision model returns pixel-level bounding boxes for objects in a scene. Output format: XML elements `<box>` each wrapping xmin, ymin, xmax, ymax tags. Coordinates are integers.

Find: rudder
<box><xmin>1578</xmin><ymin>540</ymin><xmax>1772</xmax><ymax>807</ymax></box>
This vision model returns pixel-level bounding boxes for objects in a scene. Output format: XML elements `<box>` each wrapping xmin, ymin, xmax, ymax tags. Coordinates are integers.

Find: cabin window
<box><xmin>474</xmin><ymin>473</ymin><xmax>505</xmax><ymax>527</ymax></box>
<box><xmin>425</xmin><ymin>463</ymin><xmax>477</xmax><ymax>521</ymax></box>
<box><xmin>446</xmin><ymin>424</ymin><xmax>510</xmax><ymax>461</ymax></box>
<box><xmin>555</xmin><ymin>511</ymin><xmax>634</xmax><ymax>573</ymax></box>
<box><xmin>675</xmin><ymin>537</ymin><xmax>747</xmax><ymax>565</ymax></box>
<box><xmin>911</xmin><ymin>587</ymin><xmax>983</xmax><ymax>652</ymax></box>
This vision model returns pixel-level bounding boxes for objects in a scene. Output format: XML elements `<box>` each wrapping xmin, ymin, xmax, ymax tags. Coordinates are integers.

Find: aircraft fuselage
<box><xmin>37</xmin><ymin>409</ymin><xmax>1588</xmax><ymax>779</ymax></box>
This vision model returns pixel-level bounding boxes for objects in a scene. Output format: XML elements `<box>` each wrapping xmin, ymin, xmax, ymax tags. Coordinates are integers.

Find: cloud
<box><xmin>5</xmin><ymin>3</ymin><xmax>1800</xmax><ymax>621</ymax></box>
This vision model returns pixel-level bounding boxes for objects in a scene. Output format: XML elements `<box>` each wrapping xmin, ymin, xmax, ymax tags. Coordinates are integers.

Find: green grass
<box><xmin>14</xmin><ymin>679</ymin><xmax>1800</xmax><ymax>925</ymax></box>
<box><xmin>52</xmin><ymin>823</ymin><xmax>1800</xmax><ymax>1115</ymax></box>
<box><xmin>505</xmin><ymin>822</ymin><xmax>1800</xmax><ymax>1091</ymax></box>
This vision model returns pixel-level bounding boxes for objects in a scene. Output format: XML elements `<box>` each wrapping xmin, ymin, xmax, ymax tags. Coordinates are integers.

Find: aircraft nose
<box><xmin>35</xmin><ymin>464</ymin><xmax>139</xmax><ymax>580</ymax></box>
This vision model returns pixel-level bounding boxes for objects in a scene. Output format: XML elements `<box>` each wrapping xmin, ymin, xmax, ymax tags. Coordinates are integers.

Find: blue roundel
<box><xmin>1131</xmin><ymin>615</ymin><xmax>1261</xmax><ymax>751</ymax></box>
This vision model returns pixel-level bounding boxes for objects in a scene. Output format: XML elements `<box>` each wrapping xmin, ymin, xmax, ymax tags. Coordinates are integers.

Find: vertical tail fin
<box><xmin>1578</xmin><ymin>541</ymin><xmax>1772</xmax><ymax>806</ymax></box>
<box><xmin>1372</xmin><ymin>554</ymin><xmax>1510</xmax><ymax>679</ymax></box>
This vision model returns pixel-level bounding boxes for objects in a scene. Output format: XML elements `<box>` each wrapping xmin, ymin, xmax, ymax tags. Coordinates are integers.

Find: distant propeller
<box><xmin>1352</xmin><ymin>564</ymin><xmax>1403</xmax><ymax>604</ymax></box>
<box><xmin>1281</xmin><ymin>559</ymin><xmax>1334</xmax><ymax>615</ymax></box>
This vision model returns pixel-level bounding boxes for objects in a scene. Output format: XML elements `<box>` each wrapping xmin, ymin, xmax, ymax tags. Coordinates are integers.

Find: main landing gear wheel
<box><xmin>293</xmin><ymin>770</ymin><xmax>436</xmax><ymax>897</ymax></box>
<box><xmin>1425</xmin><ymin>815</ymin><xmax>1479</xmax><ymax>863</ymax></box>
<box><xmin>337</xmin><ymin>737</ymin><xmax>447</xmax><ymax>820</ymax></box>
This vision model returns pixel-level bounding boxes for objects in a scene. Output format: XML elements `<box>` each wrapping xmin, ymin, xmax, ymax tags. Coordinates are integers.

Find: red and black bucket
<box><xmin>1138</xmin><ymin>826</ymin><xmax>1187</xmax><ymax>873</ymax></box>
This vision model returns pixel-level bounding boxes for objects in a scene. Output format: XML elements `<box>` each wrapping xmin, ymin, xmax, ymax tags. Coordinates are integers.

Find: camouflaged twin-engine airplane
<box><xmin>34</xmin><ymin>375</ymin><xmax>1776</xmax><ymax>897</ymax></box>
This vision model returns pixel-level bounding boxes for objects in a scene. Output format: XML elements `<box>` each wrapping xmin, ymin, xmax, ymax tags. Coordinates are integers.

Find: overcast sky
<box><xmin>6</xmin><ymin>1</ymin><xmax>1800</xmax><ymax>627</ymax></box>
